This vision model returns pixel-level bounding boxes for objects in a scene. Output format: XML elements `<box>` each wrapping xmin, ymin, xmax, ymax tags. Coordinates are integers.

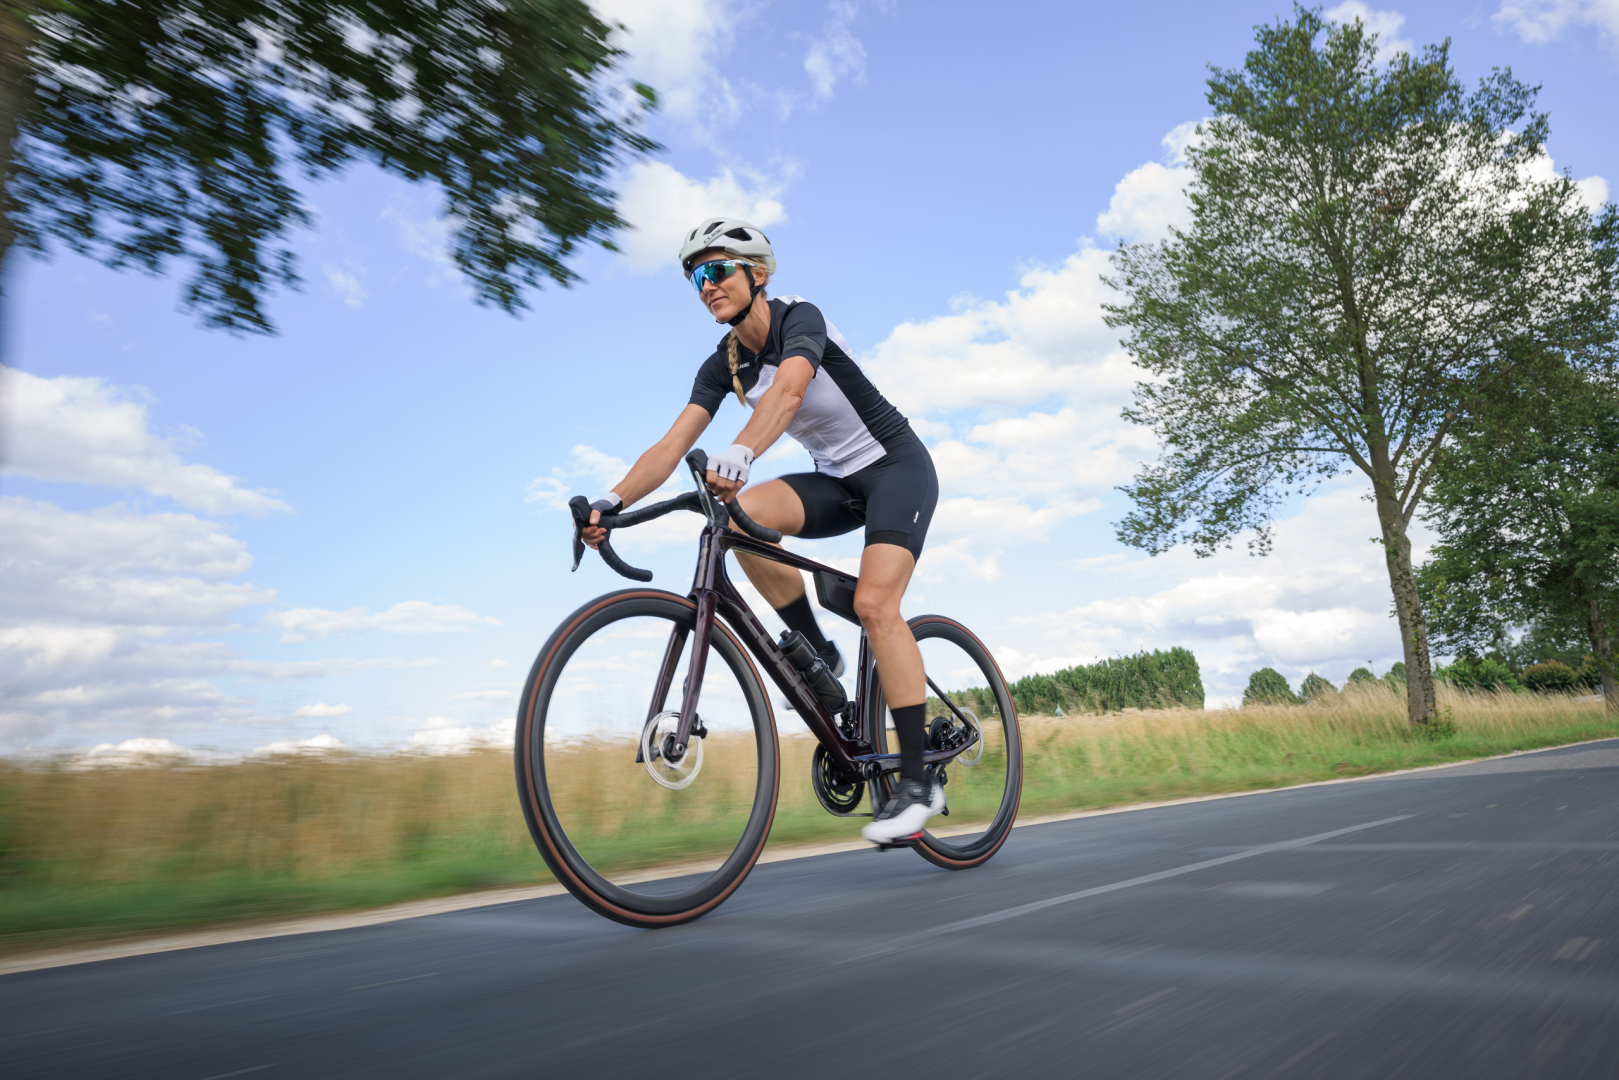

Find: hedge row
<box><xmin>945</xmin><ymin>648</ymin><xmax>1205</xmax><ymax>718</ymax></box>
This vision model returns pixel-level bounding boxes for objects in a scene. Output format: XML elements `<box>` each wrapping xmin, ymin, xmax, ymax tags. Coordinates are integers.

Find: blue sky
<box><xmin>3</xmin><ymin>0</ymin><xmax>1616</xmax><ymax>756</ymax></box>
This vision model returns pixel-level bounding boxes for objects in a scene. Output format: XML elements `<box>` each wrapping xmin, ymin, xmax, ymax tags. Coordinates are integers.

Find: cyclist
<box><xmin>579</xmin><ymin>217</ymin><xmax>942</xmax><ymax>844</ymax></box>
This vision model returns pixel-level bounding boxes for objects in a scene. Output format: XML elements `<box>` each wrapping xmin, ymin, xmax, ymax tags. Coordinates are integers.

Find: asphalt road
<box><xmin>7</xmin><ymin>741</ymin><xmax>1619</xmax><ymax>1079</ymax></box>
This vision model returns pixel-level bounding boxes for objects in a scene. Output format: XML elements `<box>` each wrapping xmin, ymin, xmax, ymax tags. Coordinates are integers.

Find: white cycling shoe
<box><xmin>862</xmin><ymin>779</ymin><xmax>946</xmax><ymax>844</ymax></box>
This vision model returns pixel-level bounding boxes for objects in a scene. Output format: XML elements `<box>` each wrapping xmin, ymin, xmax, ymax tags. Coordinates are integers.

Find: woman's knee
<box><xmin>852</xmin><ymin>584</ymin><xmax>900</xmax><ymax>626</ymax></box>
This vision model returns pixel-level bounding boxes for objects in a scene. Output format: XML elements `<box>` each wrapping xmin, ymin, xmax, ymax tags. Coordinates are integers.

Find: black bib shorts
<box><xmin>780</xmin><ymin>436</ymin><xmax>939</xmax><ymax>561</ymax></box>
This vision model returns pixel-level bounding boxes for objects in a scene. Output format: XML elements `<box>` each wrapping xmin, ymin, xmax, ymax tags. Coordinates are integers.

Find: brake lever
<box><xmin>568</xmin><ymin>496</ymin><xmax>590</xmax><ymax>572</ymax></box>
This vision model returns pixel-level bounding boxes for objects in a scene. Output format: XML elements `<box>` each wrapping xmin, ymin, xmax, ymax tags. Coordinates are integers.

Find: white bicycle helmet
<box><xmin>679</xmin><ymin>218</ymin><xmax>777</xmax><ymax>274</ymax></box>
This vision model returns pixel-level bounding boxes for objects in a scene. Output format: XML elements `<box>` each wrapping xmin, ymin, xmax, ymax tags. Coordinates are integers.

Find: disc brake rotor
<box><xmin>955</xmin><ymin>708</ymin><xmax>986</xmax><ymax>767</ymax></box>
<box><xmin>640</xmin><ymin>710</ymin><xmax>703</xmax><ymax>790</ymax></box>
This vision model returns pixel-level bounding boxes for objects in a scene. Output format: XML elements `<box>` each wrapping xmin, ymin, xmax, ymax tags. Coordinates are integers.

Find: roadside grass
<box><xmin>1</xmin><ymin>684</ymin><xmax>1612</xmax><ymax>954</ymax></box>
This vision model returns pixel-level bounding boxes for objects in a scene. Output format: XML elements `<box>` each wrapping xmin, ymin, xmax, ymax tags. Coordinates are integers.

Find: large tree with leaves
<box><xmin>1417</xmin><ymin>351</ymin><xmax>1619</xmax><ymax>712</ymax></box>
<box><xmin>0</xmin><ymin>0</ymin><xmax>655</xmax><ymax>335</ymax></box>
<box><xmin>1104</xmin><ymin>6</ymin><xmax>1617</xmax><ymax>726</ymax></box>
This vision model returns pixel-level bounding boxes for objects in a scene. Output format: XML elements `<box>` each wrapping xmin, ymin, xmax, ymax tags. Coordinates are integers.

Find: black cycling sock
<box><xmin>892</xmin><ymin>703</ymin><xmax>928</xmax><ymax>786</ymax></box>
<box><xmin>775</xmin><ymin>594</ymin><xmax>830</xmax><ymax>654</ymax></box>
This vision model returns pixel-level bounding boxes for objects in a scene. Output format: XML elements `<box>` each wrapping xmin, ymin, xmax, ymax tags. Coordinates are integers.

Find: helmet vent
<box><xmin>704</xmin><ymin>221</ymin><xmax>724</xmax><ymax>236</ymax></box>
<box><xmin>724</xmin><ymin>228</ymin><xmax>752</xmax><ymax>241</ymax></box>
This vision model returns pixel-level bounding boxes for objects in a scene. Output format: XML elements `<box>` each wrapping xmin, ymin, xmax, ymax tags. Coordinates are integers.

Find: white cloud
<box><xmin>997</xmin><ymin>484</ymin><xmax>1418</xmax><ymax>706</ymax></box>
<box><xmin>1324</xmin><ymin>2</ymin><xmax>1415</xmax><ymax>60</ymax></box>
<box><xmin>407</xmin><ymin>717</ymin><xmax>511</xmax><ymax>754</ymax></box>
<box><xmin>614</xmin><ymin>161</ymin><xmax>787</xmax><ymax>272</ymax></box>
<box><xmin>0</xmin><ymin>494</ymin><xmax>279</xmax><ymax>746</ymax></box>
<box><xmin>71</xmin><ymin>736</ymin><xmax>193</xmax><ymax>768</ymax></box>
<box><xmin>252</xmin><ymin>733</ymin><xmax>347</xmax><ymax>755</ymax></box>
<box><xmin>805</xmin><ymin>1</ymin><xmax>869</xmax><ymax>100</ymax></box>
<box><xmin>489</xmin><ymin>658</ymin><xmax>509</xmax><ymax>669</ymax></box>
<box><xmin>593</xmin><ymin>0</ymin><xmax>743</xmax><ymax>121</ymax></box>
<box><xmin>291</xmin><ymin>702</ymin><xmax>353</xmax><ymax>719</ymax></box>
<box><xmin>1</xmin><ymin>367</ymin><xmax>290</xmax><ymax>515</ymax></box>
<box><xmin>323</xmin><ymin>263</ymin><xmax>368</xmax><ymax>307</ymax></box>
<box><xmin>264</xmin><ymin>601</ymin><xmax>500</xmax><ymax>643</ymax></box>
<box><xmin>1494</xmin><ymin>0</ymin><xmax>1619</xmax><ymax>44</ymax></box>
<box><xmin>1520</xmin><ymin>148</ymin><xmax>1610</xmax><ymax>213</ymax></box>
<box><xmin>1096</xmin><ymin>124</ymin><xmax>1202</xmax><ymax>243</ymax></box>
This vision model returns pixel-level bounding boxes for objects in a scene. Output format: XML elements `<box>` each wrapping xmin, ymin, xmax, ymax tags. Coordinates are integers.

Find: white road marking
<box><xmin>915</xmin><ymin>815</ymin><xmax>1413</xmax><ymax>939</ymax></box>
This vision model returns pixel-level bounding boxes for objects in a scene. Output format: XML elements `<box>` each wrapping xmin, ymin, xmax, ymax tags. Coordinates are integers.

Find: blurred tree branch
<box><xmin>0</xmin><ymin>0</ymin><xmax>658</xmax><ymax>334</ymax></box>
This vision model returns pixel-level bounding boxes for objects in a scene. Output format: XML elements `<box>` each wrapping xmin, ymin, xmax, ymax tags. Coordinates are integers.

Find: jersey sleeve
<box><xmin>779</xmin><ymin>301</ymin><xmax>828</xmax><ymax>370</ymax></box>
<box><xmin>688</xmin><ymin>349</ymin><xmax>732</xmax><ymax>416</ymax></box>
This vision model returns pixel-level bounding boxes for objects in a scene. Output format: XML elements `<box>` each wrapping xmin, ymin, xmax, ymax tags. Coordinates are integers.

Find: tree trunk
<box><xmin>1373</xmin><ymin>473</ymin><xmax>1439</xmax><ymax>726</ymax></box>
<box><xmin>1585</xmin><ymin>595</ymin><xmax>1617</xmax><ymax>714</ymax></box>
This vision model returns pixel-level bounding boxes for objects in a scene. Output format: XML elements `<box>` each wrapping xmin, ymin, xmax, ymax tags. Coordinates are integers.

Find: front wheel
<box><xmin>867</xmin><ymin>615</ymin><xmax>1021</xmax><ymax>869</ymax></box>
<box><xmin>514</xmin><ymin>589</ymin><xmax>779</xmax><ymax>927</ymax></box>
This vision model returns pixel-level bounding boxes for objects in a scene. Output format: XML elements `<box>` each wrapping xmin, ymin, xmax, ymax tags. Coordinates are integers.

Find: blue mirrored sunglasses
<box><xmin>688</xmin><ymin>259</ymin><xmax>755</xmax><ymax>292</ymax></box>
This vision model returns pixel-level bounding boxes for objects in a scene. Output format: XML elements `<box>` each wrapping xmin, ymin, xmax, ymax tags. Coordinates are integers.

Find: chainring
<box><xmin>811</xmin><ymin>742</ymin><xmax>864</xmax><ymax>815</ymax></box>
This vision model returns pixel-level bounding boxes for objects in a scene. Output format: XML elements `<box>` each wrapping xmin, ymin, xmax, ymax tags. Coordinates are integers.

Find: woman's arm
<box><xmin>705</xmin><ymin>355</ymin><xmax>814</xmax><ymax>500</ymax></box>
<box><xmin>582</xmin><ymin>404</ymin><xmax>711</xmax><ymax>546</ymax></box>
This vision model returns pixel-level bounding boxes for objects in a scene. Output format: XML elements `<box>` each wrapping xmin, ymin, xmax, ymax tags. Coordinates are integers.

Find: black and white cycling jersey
<box><xmin>688</xmin><ymin>296</ymin><xmax>914</xmax><ymax>477</ymax></box>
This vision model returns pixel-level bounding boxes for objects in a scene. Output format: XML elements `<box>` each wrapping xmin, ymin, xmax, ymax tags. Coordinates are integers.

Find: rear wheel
<box><xmin>867</xmin><ymin>615</ymin><xmax>1021</xmax><ymax>869</ymax></box>
<box><xmin>515</xmin><ymin>589</ymin><xmax>779</xmax><ymax>927</ymax></box>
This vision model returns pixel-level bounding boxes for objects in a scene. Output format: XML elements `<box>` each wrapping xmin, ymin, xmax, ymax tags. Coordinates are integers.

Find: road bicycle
<box><xmin>515</xmin><ymin>450</ymin><xmax>1021</xmax><ymax>927</ymax></box>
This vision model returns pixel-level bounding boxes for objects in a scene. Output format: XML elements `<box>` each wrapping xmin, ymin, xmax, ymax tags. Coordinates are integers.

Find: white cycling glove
<box><xmin>709</xmin><ymin>443</ymin><xmax>754</xmax><ymax>486</ymax></box>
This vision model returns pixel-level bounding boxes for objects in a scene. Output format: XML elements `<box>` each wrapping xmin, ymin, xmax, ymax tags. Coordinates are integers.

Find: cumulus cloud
<box><xmin>614</xmin><ymin>161</ymin><xmax>787</xmax><ymax>272</ymax></box>
<box><xmin>1324</xmin><ymin>1</ymin><xmax>1415</xmax><ymax>59</ymax></box>
<box><xmin>291</xmin><ymin>702</ymin><xmax>353</xmax><ymax>719</ymax></box>
<box><xmin>995</xmin><ymin>484</ymin><xmax>1419</xmax><ymax>705</ymax></box>
<box><xmin>264</xmin><ymin>601</ymin><xmax>500</xmax><ymax>643</ymax></box>
<box><xmin>1494</xmin><ymin>0</ymin><xmax>1619</xmax><ymax>44</ymax></box>
<box><xmin>805</xmin><ymin>1</ymin><xmax>869</xmax><ymax>99</ymax></box>
<box><xmin>1096</xmin><ymin>122</ymin><xmax>1201</xmax><ymax>243</ymax></box>
<box><xmin>71</xmin><ymin>736</ymin><xmax>194</xmax><ymax>768</ymax></box>
<box><xmin>862</xmin><ymin>224</ymin><xmax>1165</xmax><ymax>578</ymax></box>
<box><xmin>323</xmin><ymin>263</ymin><xmax>368</xmax><ymax>307</ymax></box>
<box><xmin>252</xmin><ymin>733</ymin><xmax>346</xmax><ymax>755</ymax></box>
<box><xmin>1</xmin><ymin>368</ymin><xmax>290</xmax><ymax>515</ymax></box>
<box><xmin>594</xmin><ymin>0</ymin><xmax>743</xmax><ymax>121</ymax></box>
<box><xmin>407</xmin><ymin>717</ymin><xmax>511</xmax><ymax>754</ymax></box>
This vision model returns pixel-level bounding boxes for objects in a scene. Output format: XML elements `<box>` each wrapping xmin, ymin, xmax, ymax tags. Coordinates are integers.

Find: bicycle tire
<box><xmin>866</xmin><ymin>614</ymin><xmax>1021</xmax><ymax>870</ymax></box>
<box><xmin>514</xmin><ymin>588</ymin><xmax>780</xmax><ymax>927</ymax></box>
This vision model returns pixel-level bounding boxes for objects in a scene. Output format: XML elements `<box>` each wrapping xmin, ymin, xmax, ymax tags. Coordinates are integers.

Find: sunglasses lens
<box><xmin>690</xmin><ymin>261</ymin><xmax>741</xmax><ymax>291</ymax></box>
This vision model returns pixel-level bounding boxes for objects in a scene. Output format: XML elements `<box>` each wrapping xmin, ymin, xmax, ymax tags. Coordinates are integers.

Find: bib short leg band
<box><xmin>779</xmin><ymin>436</ymin><xmax>938</xmax><ymax>561</ymax></box>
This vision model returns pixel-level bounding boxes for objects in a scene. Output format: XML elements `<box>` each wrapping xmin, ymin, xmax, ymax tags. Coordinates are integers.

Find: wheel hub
<box><xmin>641</xmin><ymin>710</ymin><xmax>703</xmax><ymax>789</ymax></box>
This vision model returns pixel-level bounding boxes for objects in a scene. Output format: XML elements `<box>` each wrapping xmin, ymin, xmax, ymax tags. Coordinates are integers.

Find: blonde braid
<box><xmin>726</xmin><ymin>330</ymin><xmax>747</xmax><ymax>408</ymax></box>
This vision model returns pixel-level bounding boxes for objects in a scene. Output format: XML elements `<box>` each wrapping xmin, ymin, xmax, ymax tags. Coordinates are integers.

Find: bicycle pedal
<box><xmin>874</xmin><ymin>833</ymin><xmax>923</xmax><ymax>852</ymax></box>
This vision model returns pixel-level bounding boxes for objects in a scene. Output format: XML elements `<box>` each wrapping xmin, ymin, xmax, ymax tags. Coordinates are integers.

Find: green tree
<box><xmin>1243</xmin><ymin>667</ymin><xmax>1299</xmax><ymax>706</ymax></box>
<box><xmin>0</xmin><ymin>0</ymin><xmax>655</xmax><ymax>335</ymax></box>
<box><xmin>1417</xmin><ymin>360</ymin><xmax>1619</xmax><ymax>711</ymax></box>
<box><xmin>1300</xmin><ymin>672</ymin><xmax>1337</xmax><ymax>703</ymax></box>
<box><xmin>1105</xmin><ymin>6</ymin><xmax>1616</xmax><ymax>727</ymax></box>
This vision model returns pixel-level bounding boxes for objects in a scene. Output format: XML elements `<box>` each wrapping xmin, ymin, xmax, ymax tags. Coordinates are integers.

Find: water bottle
<box><xmin>779</xmin><ymin>631</ymin><xmax>848</xmax><ymax>712</ymax></box>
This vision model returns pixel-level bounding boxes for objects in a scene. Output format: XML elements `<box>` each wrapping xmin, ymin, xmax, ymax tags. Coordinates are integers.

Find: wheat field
<box><xmin>0</xmin><ymin>684</ymin><xmax>1611</xmax><ymax>951</ymax></box>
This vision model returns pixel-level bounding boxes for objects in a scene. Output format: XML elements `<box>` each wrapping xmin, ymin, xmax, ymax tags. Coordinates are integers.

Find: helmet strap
<box><xmin>725</xmin><ymin>274</ymin><xmax>765</xmax><ymax>328</ymax></box>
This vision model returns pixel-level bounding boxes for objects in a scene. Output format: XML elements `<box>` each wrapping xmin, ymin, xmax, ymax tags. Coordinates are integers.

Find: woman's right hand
<box><xmin>580</xmin><ymin>498</ymin><xmax>619</xmax><ymax>549</ymax></box>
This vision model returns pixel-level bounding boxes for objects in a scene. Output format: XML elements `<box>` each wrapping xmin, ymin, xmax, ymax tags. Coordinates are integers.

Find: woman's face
<box><xmin>691</xmin><ymin>248</ymin><xmax>764</xmax><ymax>322</ymax></box>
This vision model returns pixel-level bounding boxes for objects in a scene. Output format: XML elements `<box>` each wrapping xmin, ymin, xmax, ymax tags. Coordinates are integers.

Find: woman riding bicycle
<box><xmin>580</xmin><ymin>217</ymin><xmax>942</xmax><ymax>844</ymax></box>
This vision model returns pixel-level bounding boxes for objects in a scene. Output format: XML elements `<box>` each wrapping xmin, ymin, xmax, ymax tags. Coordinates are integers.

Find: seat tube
<box><xmin>674</xmin><ymin>590</ymin><xmax>716</xmax><ymax>752</ymax></box>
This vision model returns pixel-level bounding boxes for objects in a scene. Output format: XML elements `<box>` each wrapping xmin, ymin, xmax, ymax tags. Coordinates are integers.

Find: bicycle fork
<box><xmin>634</xmin><ymin>591</ymin><xmax>714</xmax><ymax>765</ymax></box>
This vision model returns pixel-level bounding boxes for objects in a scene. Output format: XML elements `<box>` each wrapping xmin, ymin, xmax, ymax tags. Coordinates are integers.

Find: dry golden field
<box><xmin>1</xmin><ymin>683</ymin><xmax>1611</xmax><ymax>952</ymax></box>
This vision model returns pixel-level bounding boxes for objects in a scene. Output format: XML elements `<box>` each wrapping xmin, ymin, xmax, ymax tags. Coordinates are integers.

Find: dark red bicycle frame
<box><xmin>652</xmin><ymin>517</ymin><xmax>979</xmax><ymax>779</ymax></box>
